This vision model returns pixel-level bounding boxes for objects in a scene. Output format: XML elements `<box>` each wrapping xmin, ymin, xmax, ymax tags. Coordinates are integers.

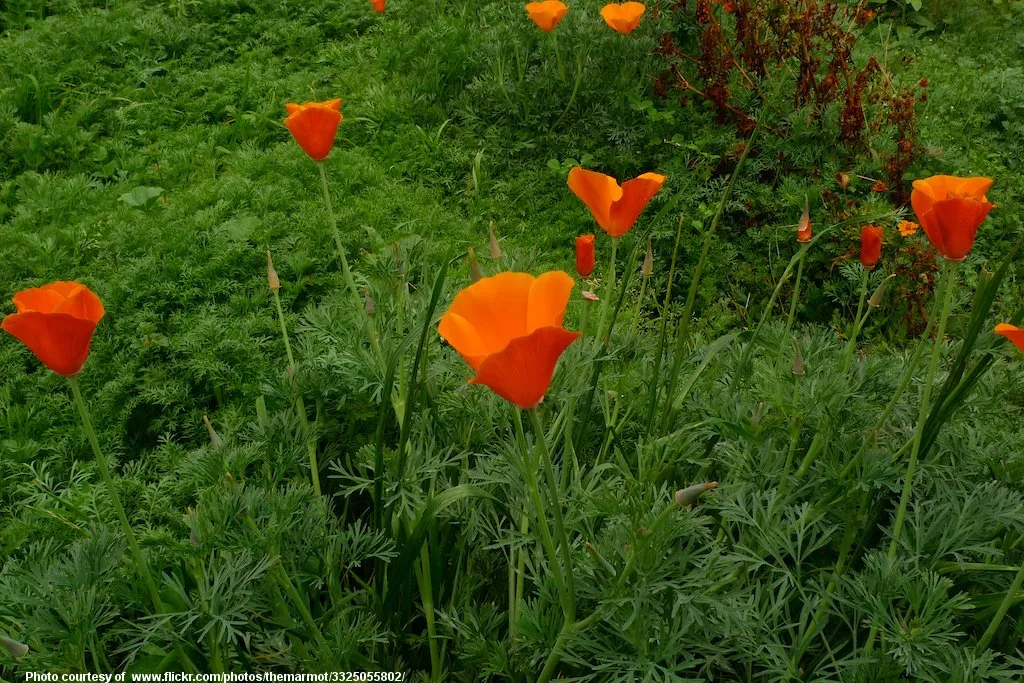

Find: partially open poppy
<box><xmin>860</xmin><ymin>225</ymin><xmax>883</xmax><ymax>269</ymax></box>
<box><xmin>1</xmin><ymin>282</ymin><xmax>105</xmax><ymax>376</ymax></box>
<box><xmin>575</xmin><ymin>235</ymin><xmax>595</xmax><ymax>278</ymax></box>
<box><xmin>911</xmin><ymin>175</ymin><xmax>994</xmax><ymax>261</ymax></box>
<box><xmin>371</xmin><ymin>0</ymin><xmax>386</xmax><ymax>12</ymax></box>
<box><xmin>797</xmin><ymin>200</ymin><xmax>812</xmax><ymax>243</ymax></box>
<box><xmin>284</xmin><ymin>99</ymin><xmax>343</xmax><ymax>162</ymax></box>
<box><xmin>567</xmin><ymin>167</ymin><xmax>666</xmax><ymax>238</ymax></box>
<box><xmin>995</xmin><ymin>323</ymin><xmax>1024</xmax><ymax>352</ymax></box>
<box><xmin>526</xmin><ymin>1</ymin><xmax>569</xmax><ymax>32</ymax></box>
<box><xmin>438</xmin><ymin>272</ymin><xmax>581</xmax><ymax>409</ymax></box>
<box><xmin>600</xmin><ymin>2</ymin><xmax>645</xmax><ymax>34</ymax></box>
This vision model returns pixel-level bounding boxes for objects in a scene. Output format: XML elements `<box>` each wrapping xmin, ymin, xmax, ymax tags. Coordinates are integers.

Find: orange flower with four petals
<box><xmin>526</xmin><ymin>1</ymin><xmax>569</xmax><ymax>32</ymax></box>
<box><xmin>438</xmin><ymin>272</ymin><xmax>581</xmax><ymax>409</ymax></box>
<box><xmin>995</xmin><ymin>324</ymin><xmax>1024</xmax><ymax>352</ymax></box>
<box><xmin>2</xmin><ymin>282</ymin><xmax>105</xmax><ymax>376</ymax></box>
<box><xmin>600</xmin><ymin>2</ymin><xmax>645</xmax><ymax>34</ymax></box>
<box><xmin>911</xmin><ymin>175</ymin><xmax>994</xmax><ymax>261</ymax></box>
<box><xmin>284</xmin><ymin>99</ymin><xmax>343</xmax><ymax>162</ymax></box>
<box><xmin>567</xmin><ymin>167</ymin><xmax>666</xmax><ymax>238</ymax></box>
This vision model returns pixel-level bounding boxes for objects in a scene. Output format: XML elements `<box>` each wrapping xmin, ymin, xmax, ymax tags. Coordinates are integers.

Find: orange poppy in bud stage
<box><xmin>283</xmin><ymin>99</ymin><xmax>343</xmax><ymax>162</ymax></box>
<box><xmin>600</xmin><ymin>2</ymin><xmax>645</xmax><ymax>34</ymax></box>
<box><xmin>995</xmin><ymin>323</ymin><xmax>1024</xmax><ymax>352</ymax></box>
<box><xmin>526</xmin><ymin>1</ymin><xmax>569</xmax><ymax>32</ymax></box>
<box><xmin>1</xmin><ymin>282</ymin><xmax>105</xmax><ymax>376</ymax></box>
<box><xmin>860</xmin><ymin>225</ymin><xmax>883</xmax><ymax>269</ymax></box>
<box><xmin>567</xmin><ymin>167</ymin><xmax>666</xmax><ymax>238</ymax></box>
<box><xmin>371</xmin><ymin>0</ymin><xmax>386</xmax><ymax>12</ymax></box>
<box><xmin>797</xmin><ymin>201</ymin><xmax>812</xmax><ymax>243</ymax></box>
<box><xmin>898</xmin><ymin>220</ymin><xmax>919</xmax><ymax>237</ymax></box>
<box><xmin>438</xmin><ymin>272</ymin><xmax>581</xmax><ymax>409</ymax></box>
<box><xmin>911</xmin><ymin>175</ymin><xmax>994</xmax><ymax>261</ymax></box>
<box><xmin>575</xmin><ymin>235</ymin><xmax>596</xmax><ymax>278</ymax></box>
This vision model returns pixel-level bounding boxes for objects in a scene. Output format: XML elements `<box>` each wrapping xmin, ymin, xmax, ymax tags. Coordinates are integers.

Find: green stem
<box><xmin>317</xmin><ymin>161</ymin><xmax>361</xmax><ymax>308</ymax></box>
<box><xmin>976</xmin><ymin>562</ymin><xmax>1024</xmax><ymax>652</ymax></box>
<box><xmin>417</xmin><ymin>542</ymin><xmax>441</xmax><ymax>681</ymax></box>
<box><xmin>841</xmin><ymin>268</ymin><xmax>870</xmax><ymax>371</ymax></box>
<box><xmin>785</xmin><ymin>256</ymin><xmax>805</xmax><ymax>336</ymax></box>
<box><xmin>553</xmin><ymin>51</ymin><xmax>585</xmax><ymax>130</ymax></box>
<box><xmin>530</xmin><ymin>408</ymin><xmax>576</xmax><ymax>623</ymax></box>
<box><xmin>597</xmin><ymin>237</ymin><xmax>619</xmax><ymax>342</ymax></box>
<box><xmin>776</xmin><ymin>375</ymin><xmax>803</xmax><ymax>500</ymax></box>
<box><xmin>887</xmin><ymin>260</ymin><xmax>957</xmax><ymax>561</ymax></box>
<box><xmin>68</xmin><ymin>375</ymin><xmax>163</xmax><ymax>611</ymax></box>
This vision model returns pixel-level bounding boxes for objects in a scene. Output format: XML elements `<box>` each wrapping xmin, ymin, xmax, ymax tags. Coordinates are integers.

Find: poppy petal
<box><xmin>568</xmin><ymin>168</ymin><xmax>621</xmax><ymax>235</ymax></box>
<box><xmin>55</xmin><ymin>286</ymin><xmax>105</xmax><ymax>324</ymax></box>
<box><xmin>995</xmin><ymin>323</ymin><xmax>1024</xmax><ymax>352</ymax></box>
<box><xmin>470</xmin><ymin>326</ymin><xmax>581</xmax><ymax>409</ymax></box>
<box><xmin>608</xmin><ymin>172</ymin><xmax>666</xmax><ymax>237</ymax></box>
<box><xmin>439</xmin><ymin>272</ymin><xmax>533</xmax><ymax>358</ymax></box>
<box><xmin>931</xmin><ymin>197</ymin><xmax>991</xmax><ymax>260</ymax></box>
<box><xmin>1</xmin><ymin>312</ymin><xmax>99</xmax><ymax>376</ymax></box>
<box><xmin>527</xmin><ymin>271</ymin><xmax>575</xmax><ymax>332</ymax></box>
<box><xmin>284</xmin><ymin>103</ymin><xmax>343</xmax><ymax>161</ymax></box>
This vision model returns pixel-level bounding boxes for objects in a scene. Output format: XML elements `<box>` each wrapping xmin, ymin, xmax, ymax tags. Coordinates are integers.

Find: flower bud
<box><xmin>0</xmin><ymin>635</ymin><xmax>28</xmax><ymax>660</ymax></box>
<box><xmin>836</xmin><ymin>172</ymin><xmax>850</xmax><ymax>190</ymax></box>
<box><xmin>584</xmin><ymin>541</ymin><xmax>617</xmax><ymax>578</ymax></box>
<box><xmin>468</xmin><ymin>247</ymin><xmax>483</xmax><ymax>283</ymax></box>
<box><xmin>797</xmin><ymin>197</ymin><xmax>812</xmax><ymax>243</ymax></box>
<box><xmin>575</xmin><ymin>235</ymin><xmax>596</xmax><ymax>278</ymax></box>
<box><xmin>364</xmin><ymin>285</ymin><xmax>376</xmax><ymax>316</ymax></box>
<box><xmin>674</xmin><ymin>481</ymin><xmax>719</xmax><ymax>507</ymax></box>
<box><xmin>266</xmin><ymin>251</ymin><xmax>280</xmax><ymax>292</ymax></box>
<box><xmin>203</xmin><ymin>414</ymin><xmax>225</xmax><ymax>450</ymax></box>
<box><xmin>488</xmin><ymin>221</ymin><xmax>502</xmax><ymax>260</ymax></box>
<box><xmin>642</xmin><ymin>236</ymin><xmax>654</xmax><ymax>277</ymax></box>
<box><xmin>792</xmin><ymin>338</ymin><xmax>805</xmax><ymax>377</ymax></box>
<box><xmin>868</xmin><ymin>274</ymin><xmax>897</xmax><ymax>308</ymax></box>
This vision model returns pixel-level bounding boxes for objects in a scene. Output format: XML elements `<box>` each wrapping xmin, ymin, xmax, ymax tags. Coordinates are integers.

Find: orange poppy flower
<box><xmin>860</xmin><ymin>225</ymin><xmax>883</xmax><ymax>269</ymax></box>
<box><xmin>438</xmin><ymin>272</ymin><xmax>581</xmax><ymax>409</ymax></box>
<box><xmin>1</xmin><ymin>282</ymin><xmax>105</xmax><ymax>376</ymax></box>
<box><xmin>284</xmin><ymin>99</ymin><xmax>343</xmax><ymax>162</ymax></box>
<box><xmin>567</xmin><ymin>167</ymin><xmax>666</xmax><ymax>238</ymax></box>
<box><xmin>797</xmin><ymin>201</ymin><xmax>812</xmax><ymax>243</ymax></box>
<box><xmin>600</xmin><ymin>2</ymin><xmax>645</xmax><ymax>34</ymax></box>
<box><xmin>575</xmin><ymin>235</ymin><xmax>595</xmax><ymax>278</ymax></box>
<box><xmin>911</xmin><ymin>175</ymin><xmax>994</xmax><ymax>261</ymax></box>
<box><xmin>526</xmin><ymin>1</ymin><xmax>569</xmax><ymax>32</ymax></box>
<box><xmin>995</xmin><ymin>323</ymin><xmax>1024</xmax><ymax>352</ymax></box>
<box><xmin>371</xmin><ymin>0</ymin><xmax>386</xmax><ymax>12</ymax></box>
<box><xmin>898</xmin><ymin>220</ymin><xmax>919</xmax><ymax>237</ymax></box>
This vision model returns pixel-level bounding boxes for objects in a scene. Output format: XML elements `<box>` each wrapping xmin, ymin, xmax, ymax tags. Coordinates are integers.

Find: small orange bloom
<box><xmin>567</xmin><ymin>167</ymin><xmax>666</xmax><ymax>238</ymax></box>
<box><xmin>371</xmin><ymin>0</ymin><xmax>385</xmax><ymax>12</ymax></box>
<box><xmin>1</xmin><ymin>282</ymin><xmax>105</xmax><ymax>376</ymax></box>
<box><xmin>438</xmin><ymin>272</ymin><xmax>581</xmax><ymax>409</ymax></box>
<box><xmin>600</xmin><ymin>2</ymin><xmax>645</xmax><ymax>34</ymax></box>
<box><xmin>995</xmin><ymin>323</ymin><xmax>1024</xmax><ymax>352</ymax></box>
<box><xmin>871</xmin><ymin>180</ymin><xmax>889</xmax><ymax>192</ymax></box>
<box><xmin>526</xmin><ymin>1</ymin><xmax>568</xmax><ymax>32</ymax></box>
<box><xmin>284</xmin><ymin>99</ymin><xmax>343</xmax><ymax>162</ymax></box>
<box><xmin>860</xmin><ymin>225</ymin><xmax>883</xmax><ymax>269</ymax></box>
<box><xmin>575</xmin><ymin>235</ymin><xmax>596</xmax><ymax>278</ymax></box>
<box><xmin>911</xmin><ymin>175</ymin><xmax>994</xmax><ymax>261</ymax></box>
<box><xmin>898</xmin><ymin>220</ymin><xmax>919</xmax><ymax>237</ymax></box>
<box><xmin>797</xmin><ymin>201</ymin><xmax>812</xmax><ymax>243</ymax></box>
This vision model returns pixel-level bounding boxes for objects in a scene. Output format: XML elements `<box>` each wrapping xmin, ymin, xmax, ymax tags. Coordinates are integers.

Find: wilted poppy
<box><xmin>911</xmin><ymin>175</ymin><xmax>994</xmax><ymax>261</ymax></box>
<box><xmin>438</xmin><ymin>272</ymin><xmax>581</xmax><ymax>409</ymax></box>
<box><xmin>1</xmin><ymin>282</ymin><xmax>105</xmax><ymax>376</ymax></box>
<box><xmin>567</xmin><ymin>167</ymin><xmax>666</xmax><ymax>238</ymax></box>
<box><xmin>860</xmin><ymin>225</ymin><xmax>883</xmax><ymax>269</ymax></box>
<box><xmin>898</xmin><ymin>220</ymin><xmax>919</xmax><ymax>237</ymax></box>
<box><xmin>371</xmin><ymin>0</ymin><xmax>386</xmax><ymax>12</ymax></box>
<box><xmin>995</xmin><ymin>323</ymin><xmax>1024</xmax><ymax>352</ymax></box>
<box><xmin>526</xmin><ymin>1</ymin><xmax>568</xmax><ymax>32</ymax></box>
<box><xmin>284</xmin><ymin>99</ymin><xmax>343</xmax><ymax>162</ymax></box>
<box><xmin>797</xmin><ymin>200</ymin><xmax>812</xmax><ymax>243</ymax></box>
<box><xmin>600</xmin><ymin>2</ymin><xmax>645</xmax><ymax>34</ymax></box>
<box><xmin>575</xmin><ymin>235</ymin><xmax>595</xmax><ymax>278</ymax></box>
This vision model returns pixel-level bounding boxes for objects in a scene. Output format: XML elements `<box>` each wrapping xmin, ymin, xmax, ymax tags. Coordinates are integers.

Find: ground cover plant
<box><xmin>2</xmin><ymin>0</ymin><xmax>1024</xmax><ymax>680</ymax></box>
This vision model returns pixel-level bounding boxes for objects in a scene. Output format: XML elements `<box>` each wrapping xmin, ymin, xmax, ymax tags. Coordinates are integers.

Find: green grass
<box><xmin>2</xmin><ymin>0</ymin><xmax>1024</xmax><ymax>680</ymax></box>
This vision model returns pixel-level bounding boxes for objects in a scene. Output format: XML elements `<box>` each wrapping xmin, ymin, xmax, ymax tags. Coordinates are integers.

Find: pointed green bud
<box><xmin>642</xmin><ymin>236</ymin><xmax>654</xmax><ymax>277</ymax></box>
<box><xmin>792</xmin><ymin>337</ymin><xmax>805</xmax><ymax>377</ymax></box>
<box><xmin>468</xmin><ymin>247</ymin><xmax>483</xmax><ymax>283</ymax></box>
<box><xmin>488</xmin><ymin>221</ymin><xmax>502</xmax><ymax>260</ymax></box>
<box><xmin>584</xmin><ymin>541</ymin><xmax>617</xmax><ymax>578</ymax></box>
<box><xmin>868</xmin><ymin>274</ymin><xmax>897</xmax><ymax>308</ymax></box>
<box><xmin>1</xmin><ymin>635</ymin><xmax>29</xmax><ymax>660</ymax></box>
<box><xmin>203</xmin><ymin>414</ymin><xmax>224</xmax><ymax>450</ymax></box>
<box><xmin>674</xmin><ymin>481</ymin><xmax>719</xmax><ymax>507</ymax></box>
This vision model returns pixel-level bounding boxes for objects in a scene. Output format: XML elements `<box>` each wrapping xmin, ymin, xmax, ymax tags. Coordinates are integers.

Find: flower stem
<box><xmin>68</xmin><ymin>375</ymin><xmax>163</xmax><ymax>611</ymax></box>
<box><xmin>887</xmin><ymin>260</ymin><xmax>957</xmax><ymax>561</ymax></box>
<box><xmin>976</xmin><ymin>561</ymin><xmax>1024</xmax><ymax>652</ymax></box>
<box><xmin>841</xmin><ymin>268</ymin><xmax>870</xmax><ymax>371</ymax></box>
<box><xmin>597</xmin><ymin>237</ymin><xmax>619</xmax><ymax>342</ymax></box>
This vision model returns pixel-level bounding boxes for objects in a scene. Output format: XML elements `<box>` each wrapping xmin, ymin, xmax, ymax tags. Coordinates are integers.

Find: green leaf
<box><xmin>118</xmin><ymin>185</ymin><xmax>164</xmax><ymax>210</ymax></box>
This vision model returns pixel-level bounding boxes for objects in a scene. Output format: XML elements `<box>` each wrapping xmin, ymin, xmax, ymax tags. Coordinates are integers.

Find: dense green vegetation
<box><xmin>2</xmin><ymin>0</ymin><xmax>1023</xmax><ymax>680</ymax></box>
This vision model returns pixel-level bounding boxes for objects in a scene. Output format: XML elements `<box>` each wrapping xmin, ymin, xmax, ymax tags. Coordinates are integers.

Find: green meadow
<box><xmin>2</xmin><ymin>0</ymin><xmax>1024</xmax><ymax>680</ymax></box>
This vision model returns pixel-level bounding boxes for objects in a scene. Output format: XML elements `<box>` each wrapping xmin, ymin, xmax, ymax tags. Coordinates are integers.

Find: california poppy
<box><xmin>1</xmin><ymin>281</ymin><xmax>104</xmax><ymax>376</ymax></box>
<box><xmin>284</xmin><ymin>99</ymin><xmax>343</xmax><ymax>162</ymax></box>
<box><xmin>995</xmin><ymin>323</ymin><xmax>1024</xmax><ymax>352</ymax></box>
<box><xmin>526</xmin><ymin>1</ymin><xmax>569</xmax><ymax>32</ymax></box>
<box><xmin>371</xmin><ymin>0</ymin><xmax>386</xmax><ymax>12</ymax></box>
<box><xmin>575</xmin><ymin>235</ymin><xmax>595</xmax><ymax>278</ymax></box>
<box><xmin>911</xmin><ymin>175</ymin><xmax>994</xmax><ymax>261</ymax></box>
<box><xmin>600</xmin><ymin>2</ymin><xmax>645</xmax><ymax>34</ymax></box>
<box><xmin>898</xmin><ymin>220</ymin><xmax>919</xmax><ymax>237</ymax></box>
<box><xmin>860</xmin><ymin>225</ymin><xmax>883</xmax><ymax>269</ymax></box>
<box><xmin>438</xmin><ymin>272</ymin><xmax>581</xmax><ymax>409</ymax></box>
<box><xmin>567</xmin><ymin>167</ymin><xmax>666</xmax><ymax>238</ymax></box>
<box><xmin>797</xmin><ymin>200</ymin><xmax>812</xmax><ymax>243</ymax></box>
